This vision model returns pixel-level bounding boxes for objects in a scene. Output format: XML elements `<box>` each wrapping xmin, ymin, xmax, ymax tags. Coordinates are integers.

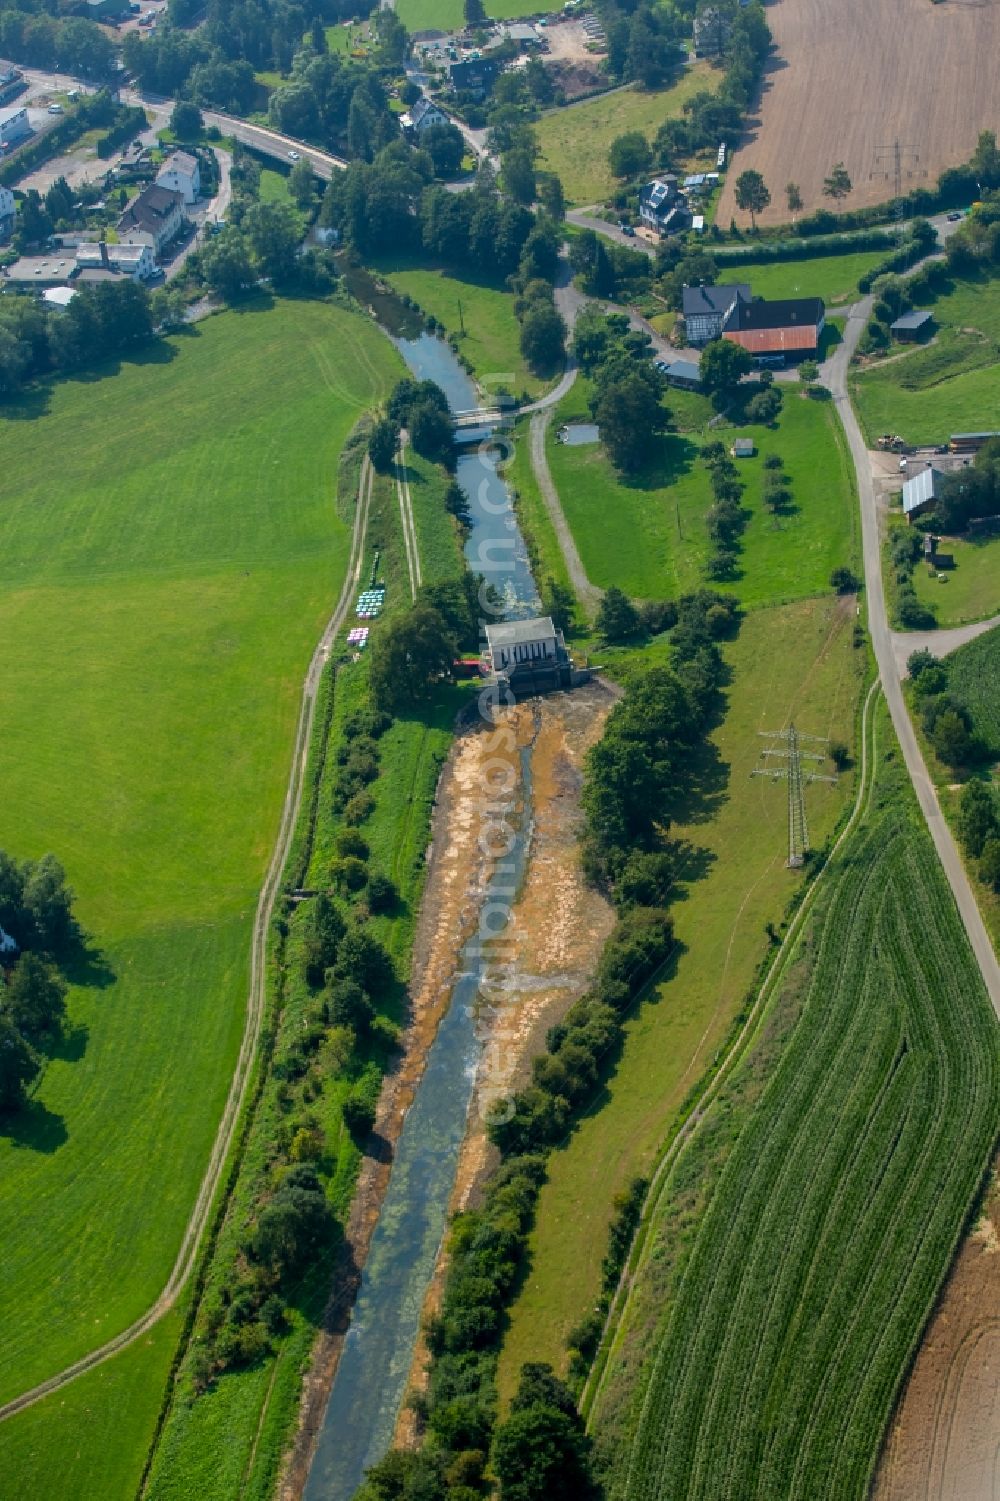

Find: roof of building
<box><xmin>506</xmin><ymin>21</ymin><xmax>537</xmax><ymax>39</ymax></box>
<box><xmin>118</xmin><ymin>183</ymin><xmax>183</xmax><ymax>233</ymax></box>
<box><xmin>4</xmin><ymin>255</ymin><xmax>76</xmax><ymax>283</ymax></box>
<box><xmin>726</xmin><ymin>296</ymin><xmax>825</xmax><ymax>332</ymax></box>
<box><xmin>732</xmin><ymin>437</ymin><xmax>755</xmax><ymax>455</ymax></box>
<box><xmin>640</xmin><ymin>178</ymin><xmax>678</xmax><ymax>214</ymax></box>
<box><xmin>0</xmin><ymin>104</ymin><xmax>27</xmax><ymax>123</ymax></box>
<box><xmin>42</xmin><ymin>285</ymin><xmax>77</xmax><ymax>308</ymax></box>
<box><xmin>485</xmin><ymin>616</ymin><xmax>558</xmax><ymax>649</ymax></box>
<box><xmin>891</xmin><ymin>308</ymin><xmax>933</xmax><ymax>332</ymax></box>
<box><xmin>160</xmin><ymin>149</ymin><xmax>198</xmax><ymax>177</ymax></box>
<box><xmin>408</xmin><ymin>96</ymin><xmax>445</xmax><ymax>126</ymax></box>
<box><xmin>667</xmin><ymin>359</ymin><xmax>701</xmax><ymax>383</ymax></box>
<box><xmin>682</xmin><ymin>282</ymin><xmax>750</xmax><ymax>319</ymax></box>
<box><xmin>902</xmin><ymin>466</ymin><xmax>945</xmax><ymax>515</ymax></box>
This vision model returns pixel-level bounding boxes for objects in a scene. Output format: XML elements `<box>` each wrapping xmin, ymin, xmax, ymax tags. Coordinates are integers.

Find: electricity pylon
<box><xmin>752</xmin><ymin>724</ymin><xmax>837</xmax><ymax>868</ymax></box>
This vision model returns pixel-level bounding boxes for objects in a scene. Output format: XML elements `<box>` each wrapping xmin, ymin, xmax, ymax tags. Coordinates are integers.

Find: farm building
<box><xmin>722</xmin><ymin>296</ymin><xmax>825</xmax><ymax>358</ymax></box>
<box><xmin>156</xmin><ymin>150</ymin><xmax>200</xmax><ymax>205</ymax></box>
<box><xmin>890</xmin><ymin>309</ymin><xmax>933</xmax><ymax>341</ymax></box>
<box><xmin>731</xmin><ymin>437</ymin><xmax>755</xmax><ymax>458</ymax></box>
<box><xmin>484</xmin><ymin>616</ymin><xmax>573</xmax><ymax>694</ymax></box>
<box><xmin>0</xmin><ymin>65</ymin><xmax>24</xmax><ymax>107</ymax></box>
<box><xmin>949</xmin><ymin>431</ymin><xmax>1000</xmax><ymax>453</ymax></box>
<box><xmin>666</xmin><ymin>358</ymin><xmax>702</xmax><ymax>390</ymax></box>
<box><xmin>505</xmin><ymin>21</ymin><xmax>538</xmax><ymax>46</ymax></box>
<box><xmin>902</xmin><ymin>466</ymin><xmax>945</xmax><ymax>520</ymax></box>
<box><xmin>117</xmin><ymin>184</ymin><xmax>186</xmax><ymax>256</ymax></box>
<box><xmin>0</xmin><ymin>105</ymin><xmax>31</xmax><ymax>149</ymax></box>
<box><xmin>683</xmin><ymin>282</ymin><xmax>750</xmax><ymax>345</ymax></box>
<box><xmin>400</xmin><ymin>96</ymin><xmax>449</xmax><ymax>135</ymax></box>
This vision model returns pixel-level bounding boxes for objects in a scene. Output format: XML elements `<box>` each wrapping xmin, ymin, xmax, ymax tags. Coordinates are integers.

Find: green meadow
<box><xmin>851</xmin><ymin>266</ymin><xmax>1000</xmax><ymax>444</ymax></box>
<box><xmin>718</xmin><ymin>248</ymin><xmax>887</xmax><ymax>307</ymax></box>
<box><xmin>547</xmin><ymin>385</ymin><xmax>858</xmax><ymax>606</ymax></box>
<box><xmin>0</xmin><ymin>299</ymin><xmax>402</xmax><ymax>1423</ymax></box>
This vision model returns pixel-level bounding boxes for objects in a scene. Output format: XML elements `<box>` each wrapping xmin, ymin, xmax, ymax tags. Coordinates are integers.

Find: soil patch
<box><xmin>717</xmin><ymin>0</ymin><xmax>1000</xmax><ymax>228</ymax></box>
<box><xmin>871</xmin><ymin>1158</ymin><xmax>1000</xmax><ymax>1501</ymax></box>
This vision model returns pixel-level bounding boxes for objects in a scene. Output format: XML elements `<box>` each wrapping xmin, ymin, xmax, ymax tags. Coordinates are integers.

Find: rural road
<box><xmin>889</xmin><ymin>612</ymin><xmax>1000</xmax><ymax>680</ymax></box>
<box><xmin>0</xmin><ymin>458</ymin><xmax>379</xmax><ymax>1424</ymax></box>
<box><xmin>825</xmin><ymin>303</ymin><xmax>1000</xmax><ymax>1019</ymax></box>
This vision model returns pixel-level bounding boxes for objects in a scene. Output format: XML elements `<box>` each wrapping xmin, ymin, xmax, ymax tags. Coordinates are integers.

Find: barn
<box><xmin>722</xmin><ymin>297</ymin><xmax>825</xmax><ymax>360</ymax></box>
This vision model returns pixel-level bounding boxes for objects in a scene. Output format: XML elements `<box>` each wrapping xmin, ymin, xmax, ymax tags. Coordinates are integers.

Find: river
<box><xmin>302</xmin><ymin>312</ymin><xmax>542</xmax><ymax>1500</ymax></box>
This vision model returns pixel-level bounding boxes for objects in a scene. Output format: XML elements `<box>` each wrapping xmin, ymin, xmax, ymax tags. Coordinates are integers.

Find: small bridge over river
<box><xmin>452</xmin><ymin>406</ymin><xmax>510</xmax><ymax>430</ymax></box>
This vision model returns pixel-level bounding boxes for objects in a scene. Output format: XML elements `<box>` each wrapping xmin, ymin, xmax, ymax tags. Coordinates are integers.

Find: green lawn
<box><xmin>851</xmin><ymin>266</ymin><xmax>1000</xmax><ymax>445</ymax></box>
<box><xmin>718</xmin><ymin>248</ymin><xmax>888</xmax><ymax>307</ymax></box>
<box><xmin>396</xmin><ymin>0</ymin><xmax>556</xmax><ymax>27</ymax></box>
<box><xmin>497</xmin><ymin>596</ymin><xmax>866</xmax><ymax>1398</ymax></box>
<box><xmin>547</xmin><ymin>385</ymin><xmax>857</xmax><ymax>606</ymax></box>
<box><xmin>259</xmin><ymin>166</ymin><xmax>292</xmax><ymax>204</ymax></box>
<box><xmin>536</xmin><ymin>67</ymin><xmax>717</xmax><ymax>206</ymax></box>
<box><xmin>0</xmin><ymin>301</ymin><xmax>402</xmax><ymax>1419</ymax></box>
<box><xmin>370</xmin><ymin>254</ymin><xmax>556</xmax><ymax>400</ymax></box>
<box><xmin>911</xmin><ymin>527</ymin><xmax>1000</xmax><ymax>626</ymax></box>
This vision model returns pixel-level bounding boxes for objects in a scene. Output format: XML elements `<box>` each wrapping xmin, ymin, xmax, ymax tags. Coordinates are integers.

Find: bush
<box><xmin>367</xmin><ymin>872</ymin><xmax>399</xmax><ymax>913</ymax></box>
<box><xmin>830</xmin><ymin>566</ymin><xmax>861</xmax><ymax>594</ymax></box>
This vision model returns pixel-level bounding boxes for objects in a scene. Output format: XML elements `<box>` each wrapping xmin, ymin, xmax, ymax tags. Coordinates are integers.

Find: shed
<box><xmin>731</xmin><ymin>437</ymin><xmax>755</xmax><ymax>458</ymax></box>
<box><xmin>666</xmin><ymin>359</ymin><xmax>701</xmax><ymax>390</ymax></box>
<box><xmin>901</xmin><ymin>466</ymin><xmax>944</xmax><ymax>520</ymax></box>
<box><xmin>890</xmin><ymin>309</ymin><xmax>933</xmax><ymax>341</ymax></box>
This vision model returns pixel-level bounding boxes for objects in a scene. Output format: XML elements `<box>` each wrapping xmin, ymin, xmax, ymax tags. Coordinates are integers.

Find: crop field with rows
<box><xmin>945</xmin><ymin>624</ymin><xmax>1000</xmax><ymax>755</ymax></box>
<box><xmin>599</xmin><ymin>737</ymin><xmax>999</xmax><ymax>1501</ymax></box>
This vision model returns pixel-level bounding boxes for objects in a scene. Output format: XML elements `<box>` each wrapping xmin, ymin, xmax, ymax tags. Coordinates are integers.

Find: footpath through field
<box><xmin>824</xmin><ymin>304</ymin><xmax>1000</xmax><ymax>1017</ymax></box>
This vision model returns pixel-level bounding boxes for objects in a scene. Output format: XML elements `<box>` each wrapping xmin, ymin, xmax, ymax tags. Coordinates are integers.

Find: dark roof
<box><xmin>891</xmin><ymin>309</ymin><xmax>933</xmax><ymax>332</ymax></box>
<box><xmin>640</xmin><ymin>178</ymin><xmax>678</xmax><ymax>215</ymax></box>
<box><xmin>726</xmin><ymin>296</ymin><xmax>824</xmax><ymax>332</ymax></box>
<box><xmin>726</xmin><ymin>296</ymin><xmax>825</xmax><ymax>332</ymax></box>
<box><xmin>667</xmin><ymin>359</ymin><xmax>701</xmax><ymax>384</ymax></box>
<box><xmin>682</xmin><ymin>282</ymin><xmax>750</xmax><ymax>319</ymax></box>
<box><xmin>118</xmin><ymin>184</ymin><xmax>183</xmax><ymax>234</ymax></box>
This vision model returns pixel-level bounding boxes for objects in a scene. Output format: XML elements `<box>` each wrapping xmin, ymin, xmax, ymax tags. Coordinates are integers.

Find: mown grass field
<box><xmin>496</xmin><ymin>596</ymin><xmax>865</xmax><ymax>1397</ymax></box>
<box><xmin>594</xmin><ymin>713</ymin><xmax>999</xmax><ymax>1501</ymax></box>
<box><xmin>717</xmin><ymin>248</ymin><xmax>888</xmax><ymax>306</ymax></box>
<box><xmin>910</xmin><ymin>527</ymin><xmax>1000</xmax><ymax>627</ymax></box>
<box><xmin>547</xmin><ymin>384</ymin><xmax>857</xmax><ymax>605</ymax></box>
<box><xmin>396</xmin><ymin>0</ymin><xmax>557</xmax><ymax>27</ymax></box>
<box><xmin>536</xmin><ymin>67</ymin><xmax>717</xmax><ymax>206</ymax></box>
<box><xmin>851</xmin><ymin>266</ymin><xmax>1000</xmax><ymax>445</ymax></box>
<box><xmin>370</xmin><ymin>254</ymin><xmax>555</xmax><ymax>401</ymax></box>
<box><xmin>0</xmin><ymin>301</ymin><xmax>403</xmax><ymax>1487</ymax></box>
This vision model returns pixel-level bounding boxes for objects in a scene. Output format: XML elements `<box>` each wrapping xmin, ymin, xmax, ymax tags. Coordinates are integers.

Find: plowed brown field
<box><xmin>871</xmin><ymin>1164</ymin><xmax>1000</xmax><ymax>1501</ymax></box>
<box><xmin>717</xmin><ymin>0</ymin><xmax>1000</xmax><ymax>230</ymax></box>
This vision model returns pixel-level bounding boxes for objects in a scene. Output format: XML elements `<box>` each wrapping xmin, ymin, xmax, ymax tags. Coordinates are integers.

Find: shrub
<box><xmin>367</xmin><ymin>872</ymin><xmax>399</xmax><ymax>913</ymax></box>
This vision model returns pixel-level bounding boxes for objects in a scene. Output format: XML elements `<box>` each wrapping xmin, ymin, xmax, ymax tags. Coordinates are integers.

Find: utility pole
<box><xmin>872</xmin><ymin>142</ymin><xmax>922</xmax><ymax>218</ymax></box>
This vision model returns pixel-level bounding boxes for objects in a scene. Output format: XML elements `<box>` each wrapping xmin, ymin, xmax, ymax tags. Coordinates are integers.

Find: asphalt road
<box><xmin>825</xmin><ymin>302</ymin><xmax>1000</xmax><ymax>1019</ymax></box>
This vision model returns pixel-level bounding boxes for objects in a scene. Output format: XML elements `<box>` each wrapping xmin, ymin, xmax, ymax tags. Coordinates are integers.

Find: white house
<box><xmin>0</xmin><ymin>183</ymin><xmax>14</xmax><ymax>238</ymax></box>
<box><xmin>156</xmin><ymin>149</ymin><xmax>200</xmax><ymax>205</ymax></box>
<box><xmin>117</xmin><ymin>183</ymin><xmax>186</xmax><ymax>256</ymax></box>
<box><xmin>76</xmin><ymin>240</ymin><xmax>157</xmax><ymax>280</ymax></box>
<box><xmin>400</xmin><ymin>96</ymin><xmax>449</xmax><ymax>136</ymax></box>
<box><xmin>0</xmin><ymin>105</ymin><xmax>31</xmax><ymax>150</ymax></box>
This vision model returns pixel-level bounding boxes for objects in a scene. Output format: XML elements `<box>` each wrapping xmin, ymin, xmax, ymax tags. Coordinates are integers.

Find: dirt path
<box><xmin>872</xmin><ymin>1161</ymin><xmax>1000</xmax><ymax>1501</ymax></box>
<box><xmin>529</xmin><ymin>408</ymin><xmax>603</xmax><ymax>617</ymax></box>
<box><xmin>394</xmin><ymin>431</ymin><xmax>422</xmax><ymax>600</ymax></box>
<box><xmin>0</xmin><ymin>457</ymin><xmax>378</xmax><ymax>1426</ymax></box>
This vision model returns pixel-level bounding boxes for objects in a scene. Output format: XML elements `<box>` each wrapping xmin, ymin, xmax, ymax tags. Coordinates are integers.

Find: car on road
<box><xmin>618</xmin><ymin>222</ymin><xmax>636</xmax><ymax>236</ymax></box>
<box><xmin>946</xmin><ymin>211</ymin><xmax>963</xmax><ymax>221</ymax></box>
<box><xmin>287</xmin><ymin>150</ymin><xmax>300</xmax><ymax>161</ymax></box>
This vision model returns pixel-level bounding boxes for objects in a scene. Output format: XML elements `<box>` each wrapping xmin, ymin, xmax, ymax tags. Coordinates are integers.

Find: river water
<box><xmin>302</xmin><ymin>315</ymin><xmax>542</xmax><ymax>1500</ymax></box>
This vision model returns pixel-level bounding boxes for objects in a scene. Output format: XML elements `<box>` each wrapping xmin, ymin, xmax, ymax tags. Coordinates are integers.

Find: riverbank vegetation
<box><xmin>0</xmin><ymin>300</ymin><xmax>402</xmax><ymax>1498</ymax></box>
<box><xmin>591</xmin><ymin>709</ymin><xmax>999</xmax><ymax>1501</ymax></box>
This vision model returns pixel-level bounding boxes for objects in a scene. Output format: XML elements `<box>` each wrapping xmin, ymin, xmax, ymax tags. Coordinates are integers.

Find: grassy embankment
<box><xmin>369</xmin><ymin>254</ymin><xmax>556</xmax><ymax>402</ymax></box>
<box><xmin>536</xmin><ymin>66</ymin><xmax>717</xmax><ymax>207</ymax></box>
<box><xmin>143</xmin><ymin>428</ymin><xmax>466</xmax><ymax>1501</ymax></box>
<box><xmin>0</xmin><ymin>299</ymin><xmax>404</xmax><ymax>1499</ymax></box>
<box><xmin>717</xmin><ymin>248</ymin><xmax>887</xmax><ymax>306</ymax></box>
<box><xmin>850</xmin><ymin>266</ymin><xmax>1000</xmax><ymax>444</ymax></box>
<box><xmin>591</xmin><ymin>701</ymin><xmax>999</xmax><ymax>1501</ymax></box>
<box><xmin>496</xmin><ymin>594</ymin><xmax>866</xmax><ymax>1396</ymax></box>
<box><xmin>541</xmin><ymin>382</ymin><xmax>858</xmax><ymax>606</ymax></box>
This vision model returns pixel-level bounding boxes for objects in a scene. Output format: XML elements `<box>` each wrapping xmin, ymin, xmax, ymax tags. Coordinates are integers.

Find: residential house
<box><xmin>0</xmin><ymin>105</ymin><xmax>31</xmax><ymax>150</ymax></box>
<box><xmin>447</xmin><ymin>56</ymin><xmax>499</xmax><ymax>98</ymax></box>
<box><xmin>902</xmin><ymin>466</ymin><xmax>945</xmax><ymax>521</ymax></box>
<box><xmin>76</xmin><ymin>240</ymin><xmax>157</xmax><ymax>280</ymax></box>
<box><xmin>682</xmin><ymin>282</ymin><xmax>750</xmax><ymax>345</ymax></box>
<box><xmin>117</xmin><ymin>183</ymin><xmax>185</xmax><ymax>256</ymax></box>
<box><xmin>890</xmin><ymin>309</ymin><xmax>933</xmax><ymax>341</ymax></box>
<box><xmin>484</xmin><ymin>616</ymin><xmax>573</xmax><ymax>694</ymax></box>
<box><xmin>638</xmin><ymin>177</ymin><xmax>690</xmax><ymax>236</ymax></box>
<box><xmin>722</xmin><ymin>296</ymin><xmax>825</xmax><ymax>359</ymax></box>
<box><xmin>0</xmin><ymin>65</ymin><xmax>25</xmax><ymax>107</ymax></box>
<box><xmin>155</xmin><ymin>149</ymin><xmax>200</xmax><ymax>205</ymax></box>
<box><xmin>400</xmin><ymin>96</ymin><xmax>449</xmax><ymax>136</ymax></box>
<box><xmin>0</xmin><ymin>183</ymin><xmax>14</xmax><ymax>239</ymax></box>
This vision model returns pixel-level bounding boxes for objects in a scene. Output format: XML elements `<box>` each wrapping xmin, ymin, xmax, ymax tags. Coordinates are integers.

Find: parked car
<box><xmin>618</xmin><ymin>222</ymin><xmax>635</xmax><ymax>236</ymax></box>
<box><xmin>47</xmin><ymin>103</ymin><xmax>64</xmax><ymax>115</ymax></box>
<box><xmin>654</xmin><ymin>359</ymin><xmax>670</xmax><ymax>373</ymax></box>
<box><xmin>946</xmin><ymin>211</ymin><xmax>962</xmax><ymax>221</ymax></box>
